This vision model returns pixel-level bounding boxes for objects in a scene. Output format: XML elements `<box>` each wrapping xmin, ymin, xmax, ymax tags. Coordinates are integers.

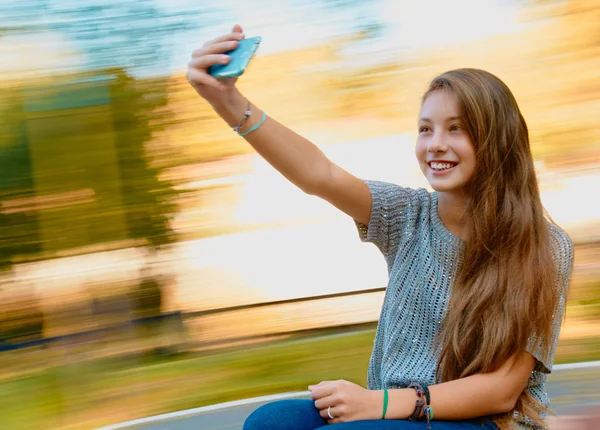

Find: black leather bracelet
<box><xmin>407</xmin><ymin>383</ymin><xmax>426</xmax><ymax>421</ymax></box>
<box><xmin>421</xmin><ymin>383</ymin><xmax>431</xmax><ymax>407</ymax></box>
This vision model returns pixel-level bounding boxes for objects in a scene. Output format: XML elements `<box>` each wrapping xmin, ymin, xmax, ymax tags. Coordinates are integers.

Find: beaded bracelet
<box><xmin>421</xmin><ymin>383</ymin><xmax>433</xmax><ymax>429</ymax></box>
<box><xmin>423</xmin><ymin>405</ymin><xmax>434</xmax><ymax>421</ymax></box>
<box><xmin>233</xmin><ymin>99</ymin><xmax>252</xmax><ymax>133</ymax></box>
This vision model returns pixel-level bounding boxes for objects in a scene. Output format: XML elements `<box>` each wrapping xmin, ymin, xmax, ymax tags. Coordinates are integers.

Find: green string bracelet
<box><xmin>382</xmin><ymin>389</ymin><xmax>389</xmax><ymax>419</ymax></box>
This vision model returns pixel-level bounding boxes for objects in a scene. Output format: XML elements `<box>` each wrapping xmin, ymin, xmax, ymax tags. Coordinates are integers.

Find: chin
<box><xmin>427</xmin><ymin>180</ymin><xmax>465</xmax><ymax>193</ymax></box>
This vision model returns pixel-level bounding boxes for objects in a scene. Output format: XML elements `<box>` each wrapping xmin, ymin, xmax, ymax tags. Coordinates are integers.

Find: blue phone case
<box><xmin>208</xmin><ymin>36</ymin><xmax>262</xmax><ymax>79</ymax></box>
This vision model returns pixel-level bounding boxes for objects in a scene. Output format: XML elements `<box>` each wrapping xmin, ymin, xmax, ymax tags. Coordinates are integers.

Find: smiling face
<box><xmin>415</xmin><ymin>90</ymin><xmax>477</xmax><ymax>194</ymax></box>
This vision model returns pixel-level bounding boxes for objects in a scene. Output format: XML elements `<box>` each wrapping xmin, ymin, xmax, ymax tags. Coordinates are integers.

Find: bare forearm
<box><xmin>385</xmin><ymin>373</ymin><xmax>511</xmax><ymax>421</ymax></box>
<box><xmin>212</xmin><ymin>89</ymin><xmax>331</xmax><ymax>194</ymax></box>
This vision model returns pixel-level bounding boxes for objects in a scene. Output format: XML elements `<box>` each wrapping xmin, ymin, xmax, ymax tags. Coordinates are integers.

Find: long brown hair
<box><xmin>425</xmin><ymin>69</ymin><xmax>557</xmax><ymax>429</ymax></box>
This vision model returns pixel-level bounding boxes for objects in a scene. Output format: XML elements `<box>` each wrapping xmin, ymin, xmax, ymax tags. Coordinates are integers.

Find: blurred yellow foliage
<box><xmin>166</xmin><ymin>0</ymin><xmax>600</xmax><ymax>170</ymax></box>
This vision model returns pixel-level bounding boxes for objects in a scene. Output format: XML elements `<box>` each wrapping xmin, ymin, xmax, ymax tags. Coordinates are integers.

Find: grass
<box><xmin>0</xmin><ymin>329</ymin><xmax>599</xmax><ymax>430</ymax></box>
<box><xmin>0</xmin><ymin>331</ymin><xmax>372</xmax><ymax>430</ymax></box>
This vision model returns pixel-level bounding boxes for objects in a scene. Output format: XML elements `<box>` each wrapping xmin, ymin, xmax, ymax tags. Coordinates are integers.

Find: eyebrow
<box><xmin>419</xmin><ymin>116</ymin><xmax>462</xmax><ymax>123</ymax></box>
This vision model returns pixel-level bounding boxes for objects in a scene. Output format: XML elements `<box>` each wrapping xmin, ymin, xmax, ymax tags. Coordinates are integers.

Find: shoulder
<box><xmin>364</xmin><ymin>180</ymin><xmax>431</xmax><ymax>209</ymax></box>
<box><xmin>547</xmin><ymin>222</ymin><xmax>574</xmax><ymax>266</ymax></box>
<box><xmin>546</xmin><ymin>222</ymin><xmax>575</xmax><ymax>290</ymax></box>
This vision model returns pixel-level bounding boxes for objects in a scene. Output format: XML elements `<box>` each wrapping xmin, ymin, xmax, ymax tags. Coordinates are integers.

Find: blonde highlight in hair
<box><xmin>424</xmin><ymin>69</ymin><xmax>557</xmax><ymax>429</ymax></box>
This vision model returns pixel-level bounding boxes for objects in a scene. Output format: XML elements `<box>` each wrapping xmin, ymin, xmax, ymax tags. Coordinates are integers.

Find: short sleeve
<box><xmin>526</xmin><ymin>225</ymin><xmax>574</xmax><ymax>374</ymax></box>
<box><xmin>354</xmin><ymin>180</ymin><xmax>422</xmax><ymax>264</ymax></box>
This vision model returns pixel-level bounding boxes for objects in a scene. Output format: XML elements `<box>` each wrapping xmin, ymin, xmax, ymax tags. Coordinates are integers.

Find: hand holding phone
<box><xmin>187</xmin><ymin>25</ymin><xmax>255</xmax><ymax>106</ymax></box>
<box><xmin>208</xmin><ymin>36</ymin><xmax>262</xmax><ymax>79</ymax></box>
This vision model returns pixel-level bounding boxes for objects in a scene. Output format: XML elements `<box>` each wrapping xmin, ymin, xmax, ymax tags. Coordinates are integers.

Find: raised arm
<box><xmin>187</xmin><ymin>25</ymin><xmax>371</xmax><ymax>225</ymax></box>
<box><xmin>213</xmin><ymin>90</ymin><xmax>371</xmax><ymax>224</ymax></box>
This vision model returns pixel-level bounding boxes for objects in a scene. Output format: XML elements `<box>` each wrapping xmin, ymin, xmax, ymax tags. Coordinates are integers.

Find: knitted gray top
<box><xmin>355</xmin><ymin>181</ymin><xmax>574</xmax><ymax>429</ymax></box>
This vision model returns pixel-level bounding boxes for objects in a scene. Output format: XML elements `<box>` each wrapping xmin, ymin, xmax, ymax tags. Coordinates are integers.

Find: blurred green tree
<box><xmin>1</xmin><ymin>0</ymin><xmax>206</xmax><ymax>269</ymax></box>
<box><xmin>0</xmin><ymin>69</ymin><xmax>181</xmax><ymax>270</ymax></box>
<box><xmin>0</xmin><ymin>90</ymin><xmax>41</xmax><ymax>272</ymax></box>
<box><xmin>108</xmin><ymin>70</ymin><xmax>179</xmax><ymax>249</ymax></box>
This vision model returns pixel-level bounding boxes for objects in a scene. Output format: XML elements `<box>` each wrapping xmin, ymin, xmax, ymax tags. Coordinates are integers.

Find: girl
<box><xmin>187</xmin><ymin>25</ymin><xmax>574</xmax><ymax>430</ymax></box>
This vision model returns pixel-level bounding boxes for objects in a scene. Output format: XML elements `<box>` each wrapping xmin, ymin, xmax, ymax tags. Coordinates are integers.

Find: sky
<box><xmin>0</xmin><ymin>0</ymin><xmax>531</xmax><ymax>78</ymax></box>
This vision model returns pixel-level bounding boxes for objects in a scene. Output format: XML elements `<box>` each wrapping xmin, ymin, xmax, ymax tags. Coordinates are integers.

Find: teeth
<box><xmin>430</xmin><ymin>162</ymin><xmax>455</xmax><ymax>170</ymax></box>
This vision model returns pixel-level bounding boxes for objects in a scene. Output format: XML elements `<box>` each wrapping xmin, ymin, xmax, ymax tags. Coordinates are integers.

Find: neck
<box><xmin>437</xmin><ymin>191</ymin><xmax>469</xmax><ymax>241</ymax></box>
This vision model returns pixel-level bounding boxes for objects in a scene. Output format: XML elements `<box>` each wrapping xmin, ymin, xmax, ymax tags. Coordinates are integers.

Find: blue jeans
<box><xmin>243</xmin><ymin>399</ymin><xmax>498</xmax><ymax>430</ymax></box>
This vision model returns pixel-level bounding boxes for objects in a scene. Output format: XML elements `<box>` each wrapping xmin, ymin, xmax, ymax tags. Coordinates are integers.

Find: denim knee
<box><xmin>243</xmin><ymin>399</ymin><xmax>326</xmax><ymax>430</ymax></box>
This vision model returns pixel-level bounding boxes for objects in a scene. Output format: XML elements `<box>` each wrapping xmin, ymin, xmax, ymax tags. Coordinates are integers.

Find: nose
<box><xmin>427</xmin><ymin>131</ymin><xmax>448</xmax><ymax>153</ymax></box>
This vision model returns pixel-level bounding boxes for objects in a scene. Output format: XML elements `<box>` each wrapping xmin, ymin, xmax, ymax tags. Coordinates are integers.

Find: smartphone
<box><xmin>208</xmin><ymin>36</ymin><xmax>262</xmax><ymax>79</ymax></box>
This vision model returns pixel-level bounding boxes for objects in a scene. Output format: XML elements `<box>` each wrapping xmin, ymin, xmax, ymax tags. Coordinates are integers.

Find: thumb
<box><xmin>232</xmin><ymin>24</ymin><xmax>243</xmax><ymax>34</ymax></box>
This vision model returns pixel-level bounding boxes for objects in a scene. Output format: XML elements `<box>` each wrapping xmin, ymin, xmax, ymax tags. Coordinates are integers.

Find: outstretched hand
<box><xmin>308</xmin><ymin>379</ymin><xmax>381</xmax><ymax>424</ymax></box>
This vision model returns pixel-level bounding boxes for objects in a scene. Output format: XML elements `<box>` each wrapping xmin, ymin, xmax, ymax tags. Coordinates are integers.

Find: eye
<box><xmin>450</xmin><ymin>124</ymin><xmax>462</xmax><ymax>131</ymax></box>
<box><xmin>419</xmin><ymin>126</ymin><xmax>431</xmax><ymax>133</ymax></box>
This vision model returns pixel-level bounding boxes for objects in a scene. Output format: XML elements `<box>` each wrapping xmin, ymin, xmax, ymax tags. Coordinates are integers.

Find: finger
<box><xmin>319</xmin><ymin>405</ymin><xmax>341</xmax><ymax>421</ymax></box>
<box><xmin>309</xmin><ymin>380</ymin><xmax>334</xmax><ymax>391</ymax></box>
<box><xmin>309</xmin><ymin>380</ymin><xmax>335</xmax><ymax>393</ymax></box>
<box><xmin>203</xmin><ymin>32</ymin><xmax>245</xmax><ymax>48</ymax></box>
<box><xmin>232</xmin><ymin>24</ymin><xmax>244</xmax><ymax>34</ymax></box>
<box><xmin>314</xmin><ymin>394</ymin><xmax>338</xmax><ymax>410</ymax></box>
<box><xmin>189</xmin><ymin>54</ymin><xmax>230</xmax><ymax>71</ymax></box>
<box><xmin>193</xmin><ymin>40</ymin><xmax>240</xmax><ymax>58</ymax></box>
<box><xmin>310</xmin><ymin>383</ymin><xmax>336</xmax><ymax>400</ymax></box>
<box><xmin>186</xmin><ymin>68</ymin><xmax>225</xmax><ymax>91</ymax></box>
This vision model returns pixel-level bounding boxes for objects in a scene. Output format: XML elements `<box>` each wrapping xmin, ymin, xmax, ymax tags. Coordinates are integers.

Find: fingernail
<box><xmin>221</xmin><ymin>55</ymin><xmax>230</xmax><ymax>63</ymax></box>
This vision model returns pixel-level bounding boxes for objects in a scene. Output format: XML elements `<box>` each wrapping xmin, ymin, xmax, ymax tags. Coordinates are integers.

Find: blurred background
<box><xmin>0</xmin><ymin>0</ymin><xmax>599</xmax><ymax>429</ymax></box>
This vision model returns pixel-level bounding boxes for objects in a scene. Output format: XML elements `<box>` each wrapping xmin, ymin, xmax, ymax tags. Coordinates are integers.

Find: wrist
<box><xmin>211</xmin><ymin>89</ymin><xmax>247</xmax><ymax>126</ymax></box>
<box><xmin>401</xmin><ymin>388</ymin><xmax>419</xmax><ymax>419</ymax></box>
<box><xmin>368</xmin><ymin>390</ymin><xmax>385</xmax><ymax>420</ymax></box>
<box><xmin>386</xmin><ymin>388</ymin><xmax>420</xmax><ymax>420</ymax></box>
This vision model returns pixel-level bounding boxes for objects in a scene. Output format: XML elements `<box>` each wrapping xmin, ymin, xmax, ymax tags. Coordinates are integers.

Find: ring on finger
<box><xmin>327</xmin><ymin>406</ymin><xmax>334</xmax><ymax>420</ymax></box>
